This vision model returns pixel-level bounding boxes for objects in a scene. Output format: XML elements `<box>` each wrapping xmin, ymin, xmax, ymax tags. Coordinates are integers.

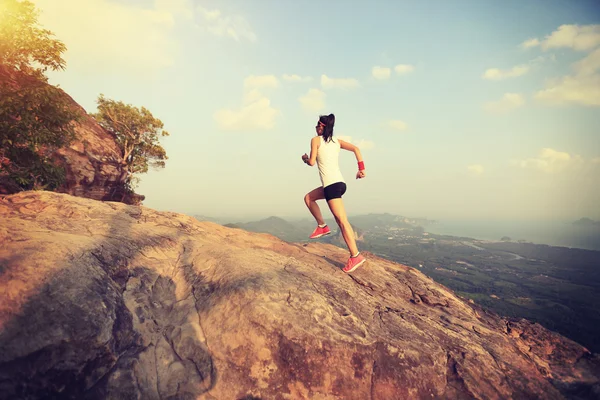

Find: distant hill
<box><xmin>227</xmin><ymin>216</ymin><xmax>310</xmax><ymax>242</ymax></box>
<box><xmin>193</xmin><ymin>212</ymin><xmax>434</xmax><ymax>236</ymax></box>
<box><xmin>192</xmin><ymin>215</ymin><xmax>226</xmax><ymax>224</ymax></box>
<box><xmin>225</xmin><ymin>215</ymin><xmax>369</xmax><ymax>245</ymax></box>
<box><xmin>347</xmin><ymin>213</ymin><xmax>434</xmax><ymax>230</ymax></box>
<box><xmin>320</xmin><ymin>222</ymin><xmax>365</xmax><ymax>247</ymax></box>
<box><xmin>221</xmin><ymin>212</ymin><xmax>437</xmax><ymax>245</ymax></box>
<box><xmin>574</xmin><ymin>218</ymin><xmax>600</xmax><ymax>228</ymax></box>
<box><xmin>195</xmin><ymin>212</ymin><xmax>438</xmax><ymax>246</ymax></box>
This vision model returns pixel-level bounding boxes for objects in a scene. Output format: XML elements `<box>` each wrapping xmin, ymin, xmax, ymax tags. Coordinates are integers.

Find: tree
<box><xmin>0</xmin><ymin>0</ymin><xmax>82</xmax><ymax>191</ymax></box>
<box><xmin>91</xmin><ymin>94</ymin><xmax>168</xmax><ymax>194</ymax></box>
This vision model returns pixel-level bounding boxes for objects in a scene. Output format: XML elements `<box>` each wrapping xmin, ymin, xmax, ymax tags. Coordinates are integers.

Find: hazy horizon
<box><xmin>189</xmin><ymin>211</ymin><xmax>600</xmax><ymax>251</ymax></box>
<box><xmin>188</xmin><ymin>210</ymin><xmax>597</xmax><ymax>225</ymax></box>
<box><xmin>34</xmin><ymin>0</ymin><xmax>600</xmax><ymax>222</ymax></box>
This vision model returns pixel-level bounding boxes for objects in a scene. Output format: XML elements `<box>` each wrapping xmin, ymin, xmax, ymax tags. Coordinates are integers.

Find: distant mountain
<box><xmin>574</xmin><ymin>218</ymin><xmax>600</xmax><ymax>228</ymax></box>
<box><xmin>193</xmin><ymin>212</ymin><xmax>435</xmax><ymax>232</ymax></box>
<box><xmin>226</xmin><ymin>212</ymin><xmax>434</xmax><ymax>245</ymax></box>
<box><xmin>225</xmin><ymin>215</ymin><xmax>367</xmax><ymax>245</ymax></box>
<box><xmin>320</xmin><ymin>222</ymin><xmax>365</xmax><ymax>247</ymax></box>
<box><xmin>347</xmin><ymin>213</ymin><xmax>434</xmax><ymax>230</ymax></box>
<box><xmin>192</xmin><ymin>215</ymin><xmax>226</xmax><ymax>224</ymax></box>
<box><xmin>227</xmin><ymin>216</ymin><xmax>310</xmax><ymax>242</ymax></box>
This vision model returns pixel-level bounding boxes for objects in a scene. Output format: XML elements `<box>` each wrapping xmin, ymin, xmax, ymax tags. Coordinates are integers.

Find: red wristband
<box><xmin>358</xmin><ymin>161</ymin><xmax>365</xmax><ymax>171</ymax></box>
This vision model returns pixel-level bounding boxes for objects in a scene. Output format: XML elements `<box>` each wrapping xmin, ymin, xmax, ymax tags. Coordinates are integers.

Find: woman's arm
<box><xmin>304</xmin><ymin>136</ymin><xmax>319</xmax><ymax>166</ymax></box>
<box><xmin>339</xmin><ymin>139</ymin><xmax>363</xmax><ymax>162</ymax></box>
<box><xmin>339</xmin><ymin>139</ymin><xmax>366</xmax><ymax>178</ymax></box>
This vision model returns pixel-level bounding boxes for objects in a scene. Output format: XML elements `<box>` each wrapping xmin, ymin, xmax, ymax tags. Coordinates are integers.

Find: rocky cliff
<box><xmin>0</xmin><ymin>80</ymin><xmax>142</xmax><ymax>205</ymax></box>
<box><xmin>52</xmin><ymin>90</ymin><xmax>143</xmax><ymax>205</ymax></box>
<box><xmin>0</xmin><ymin>192</ymin><xmax>598</xmax><ymax>400</ymax></box>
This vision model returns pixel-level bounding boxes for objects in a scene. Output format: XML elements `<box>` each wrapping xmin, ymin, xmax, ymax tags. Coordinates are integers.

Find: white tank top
<box><xmin>316</xmin><ymin>136</ymin><xmax>345</xmax><ymax>188</ymax></box>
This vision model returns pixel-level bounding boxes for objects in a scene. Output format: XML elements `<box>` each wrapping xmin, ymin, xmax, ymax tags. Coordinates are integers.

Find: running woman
<box><xmin>301</xmin><ymin>113</ymin><xmax>367</xmax><ymax>273</ymax></box>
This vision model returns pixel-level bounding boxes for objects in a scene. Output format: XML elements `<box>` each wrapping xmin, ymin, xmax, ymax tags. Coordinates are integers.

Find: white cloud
<box><xmin>32</xmin><ymin>0</ymin><xmax>182</xmax><ymax>76</ymax></box>
<box><xmin>573</xmin><ymin>48</ymin><xmax>600</xmax><ymax>76</ymax></box>
<box><xmin>531</xmin><ymin>54</ymin><xmax>557</xmax><ymax>65</ymax></box>
<box><xmin>336</xmin><ymin>136</ymin><xmax>375</xmax><ymax>150</ymax></box>
<box><xmin>242</xmin><ymin>89</ymin><xmax>263</xmax><ymax>104</ymax></box>
<box><xmin>484</xmin><ymin>55</ymin><xmax>555</xmax><ymax>81</ymax></box>
<box><xmin>394</xmin><ymin>64</ymin><xmax>415</xmax><ymax>75</ymax></box>
<box><xmin>483</xmin><ymin>65</ymin><xmax>530</xmax><ymax>80</ymax></box>
<box><xmin>511</xmin><ymin>148</ymin><xmax>584</xmax><ymax>173</ymax></box>
<box><xmin>534</xmin><ymin>49</ymin><xmax>600</xmax><ymax>107</ymax></box>
<box><xmin>215</xmin><ymin>77</ymin><xmax>279</xmax><ymax>131</ymax></box>
<box><xmin>521</xmin><ymin>24</ymin><xmax>600</xmax><ymax>51</ymax></box>
<box><xmin>244</xmin><ymin>75</ymin><xmax>279</xmax><ymax>89</ymax></box>
<box><xmin>531</xmin><ymin>34</ymin><xmax>600</xmax><ymax>107</ymax></box>
<box><xmin>282</xmin><ymin>74</ymin><xmax>312</xmax><ymax>82</ymax></box>
<box><xmin>483</xmin><ymin>93</ymin><xmax>525</xmax><ymax>114</ymax></box>
<box><xmin>372</xmin><ymin>66</ymin><xmax>391</xmax><ymax>80</ymax></box>
<box><xmin>214</xmin><ymin>92</ymin><xmax>278</xmax><ymax>131</ymax></box>
<box><xmin>467</xmin><ymin>164</ymin><xmax>484</xmax><ymax>176</ymax></box>
<box><xmin>387</xmin><ymin>120</ymin><xmax>408</xmax><ymax>131</ymax></box>
<box><xmin>321</xmin><ymin>74</ymin><xmax>360</xmax><ymax>89</ymax></box>
<box><xmin>521</xmin><ymin>38</ymin><xmax>541</xmax><ymax>49</ymax></box>
<box><xmin>299</xmin><ymin>88</ymin><xmax>326</xmax><ymax>112</ymax></box>
<box><xmin>196</xmin><ymin>6</ymin><xmax>257</xmax><ymax>42</ymax></box>
<box><xmin>535</xmin><ymin>74</ymin><xmax>600</xmax><ymax>106</ymax></box>
<box><xmin>591</xmin><ymin>157</ymin><xmax>600</xmax><ymax>165</ymax></box>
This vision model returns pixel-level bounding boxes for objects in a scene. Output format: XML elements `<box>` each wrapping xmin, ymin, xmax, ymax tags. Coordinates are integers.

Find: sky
<box><xmin>31</xmin><ymin>0</ymin><xmax>600</xmax><ymax>222</ymax></box>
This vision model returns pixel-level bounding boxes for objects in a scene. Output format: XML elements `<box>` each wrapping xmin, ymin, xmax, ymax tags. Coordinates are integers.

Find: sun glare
<box><xmin>0</xmin><ymin>1</ymin><xmax>17</xmax><ymax>33</ymax></box>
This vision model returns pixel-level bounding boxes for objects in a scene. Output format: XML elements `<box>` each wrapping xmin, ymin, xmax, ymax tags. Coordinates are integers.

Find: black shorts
<box><xmin>324</xmin><ymin>182</ymin><xmax>347</xmax><ymax>201</ymax></box>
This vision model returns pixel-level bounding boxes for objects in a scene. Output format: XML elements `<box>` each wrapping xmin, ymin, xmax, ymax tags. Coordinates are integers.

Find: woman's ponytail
<box><xmin>321</xmin><ymin>113</ymin><xmax>335</xmax><ymax>142</ymax></box>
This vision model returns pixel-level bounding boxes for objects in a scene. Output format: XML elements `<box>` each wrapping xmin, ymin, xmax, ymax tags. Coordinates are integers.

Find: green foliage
<box><xmin>0</xmin><ymin>0</ymin><xmax>67</xmax><ymax>76</ymax></box>
<box><xmin>91</xmin><ymin>94</ymin><xmax>169</xmax><ymax>188</ymax></box>
<box><xmin>0</xmin><ymin>0</ymin><xmax>81</xmax><ymax>191</ymax></box>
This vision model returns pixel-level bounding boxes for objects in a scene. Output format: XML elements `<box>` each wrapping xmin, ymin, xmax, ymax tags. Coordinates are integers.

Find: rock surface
<box><xmin>0</xmin><ymin>191</ymin><xmax>599</xmax><ymax>400</ymax></box>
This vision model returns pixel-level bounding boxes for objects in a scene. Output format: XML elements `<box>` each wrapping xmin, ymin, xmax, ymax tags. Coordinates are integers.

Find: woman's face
<box><xmin>315</xmin><ymin>121</ymin><xmax>325</xmax><ymax>135</ymax></box>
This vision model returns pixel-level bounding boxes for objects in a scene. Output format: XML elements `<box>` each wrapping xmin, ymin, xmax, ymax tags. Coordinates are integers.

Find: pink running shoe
<box><xmin>343</xmin><ymin>253</ymin><xmax>366</xmax><ymax>273</ymax></box>
<box><xmin>309</xmin><ymin>225</ymin><xmax>331</xmax><ymax>239</ymax></box>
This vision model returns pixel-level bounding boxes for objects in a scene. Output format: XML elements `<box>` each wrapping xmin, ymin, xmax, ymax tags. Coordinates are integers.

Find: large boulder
<box><xmin>0</xmin><ymin>191</ymin><xmax>598</xmax><ymax>399</ymax></box>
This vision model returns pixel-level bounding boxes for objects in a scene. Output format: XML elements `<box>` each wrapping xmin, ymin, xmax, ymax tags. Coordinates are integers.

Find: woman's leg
<box><xmin>326</xmin><ymin>197</ymin><xmax>359</xmax><ymax>257</ymax></box>
<box><xmin>304</xmin><ymin>186</ymin><xmax>326</xmax><ymax>225</ymax></box>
